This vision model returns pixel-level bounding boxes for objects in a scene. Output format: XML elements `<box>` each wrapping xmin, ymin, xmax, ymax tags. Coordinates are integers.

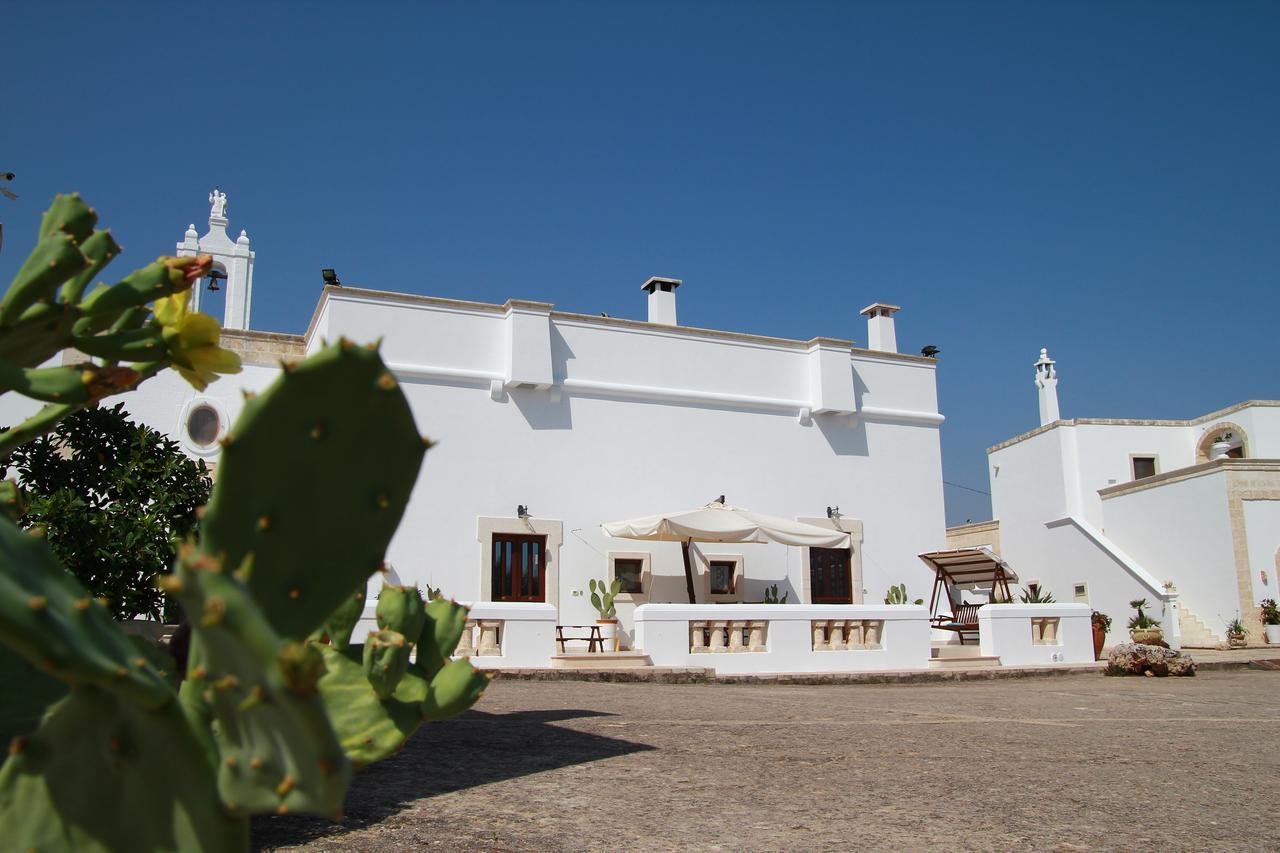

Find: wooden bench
<box><xmin>556</xmin><ymin>624</ymin><xmax>604</xmax><ymax>653</ymax></box>
<box><xmin>931</xmin><ymin>603</ymin><xmax>984</xmax><ymax>644</ymax></box>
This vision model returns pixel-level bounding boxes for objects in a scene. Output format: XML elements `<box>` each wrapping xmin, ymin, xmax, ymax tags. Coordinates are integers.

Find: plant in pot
<box><xmin>1019</xmin><ymin>586</ymin><xmax>1056</xmax><ymax>604</ymax></box>
<box><xmin>1225</xmin><ymin>617</ymin><xmax>1248</xmax><ymax>649</ymax></box>
<box><xmin>1127</xmin><ymin>598</ymin><xmax>1163</xmax><ymax>644</ymax></box>
<box><xmin>1091</xmin><ymin>611</ymin><xmax>1112</xmax><ymax>660</ymax></box>
<box><xmin>884</xmin><ymin>583</ymin><xmax>923</xmax><ymax>605</ymax></box>
<box><xmin>1261</xmin><ymin>599</ymin><xmax>1280</xmax><ymax>645</ymax></box>
<box><xmin>1209</xmin><ymin>431</ymin><xmax>1235</xmax><ymax>460</ymax></box>
<box><xmin>589</xmin><ymin>577</ymin><xmax>622</xmax><ymax>652</ymax></box>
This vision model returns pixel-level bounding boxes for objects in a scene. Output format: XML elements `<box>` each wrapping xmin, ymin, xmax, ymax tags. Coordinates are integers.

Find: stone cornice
<box><xmin>987</xmin><ymin>400</ymin><xmax>1280</xmax><ymax>455</ymax></box>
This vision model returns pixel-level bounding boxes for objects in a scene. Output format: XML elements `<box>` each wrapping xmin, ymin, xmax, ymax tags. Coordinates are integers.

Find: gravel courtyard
<box><xmin>255</xmin><ymin>669</ymin><xmax>1280</xmax><ymax>851</ymax></box>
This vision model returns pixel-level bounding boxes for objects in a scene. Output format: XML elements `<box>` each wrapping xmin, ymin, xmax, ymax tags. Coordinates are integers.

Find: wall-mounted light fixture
<box><xmin>517</xmin><ymin>504</ymin><xmax>530</xmax><ymax>519</ymax></box>
<box><xmin>713</xmin><ymin>495</ymin><xmax>725</xmax><ymax>505</ymax></box>
<box><xmin>827</xmin><ymin>506</ymin><xmax>841</xmax><ymax>519</ymax></box>
<box><xmin>321</xmin><ymin>268</ymin><xmax>342</xmax><ymax>287</ymax></box>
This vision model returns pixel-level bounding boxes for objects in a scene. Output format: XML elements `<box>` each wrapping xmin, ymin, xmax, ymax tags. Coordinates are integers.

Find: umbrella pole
<box><xmin>681</xmin><ymin>539</ymin><xmax>697</xmax><ymax>604</ymax></box>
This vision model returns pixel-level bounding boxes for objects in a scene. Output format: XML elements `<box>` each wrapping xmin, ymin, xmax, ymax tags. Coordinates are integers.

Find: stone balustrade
<box><xmin>636</xmin><ymin>604</ymin><xmax>931</xmax><ymax>674</ymax></box>
<box><xmin>811</xmin><ymin>619</ymin><xmax>884</xmax><ymax>650</ymax></box>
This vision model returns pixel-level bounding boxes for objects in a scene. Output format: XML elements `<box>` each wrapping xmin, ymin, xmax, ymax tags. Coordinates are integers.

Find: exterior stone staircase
<box><xmin>929</xmin><ymin>644</ymin><xmax>1000</xmax><ymax>669</ymax></box>
<box><xmin>1179</xmin><ymin>607</ymin><xmax>1220</xmax><ymax>648</ymax></box>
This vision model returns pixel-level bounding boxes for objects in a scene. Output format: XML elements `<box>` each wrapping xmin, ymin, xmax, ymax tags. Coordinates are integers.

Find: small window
<box><xmin>186</xmin><ymin>404</ymin><xmax>221</xmax><ymax>447</ymax></box>
<box><xmin>1132</xmin><ymin>456</ymin><xmax>1157</xmax><ymax>480</ymax></box>
<box><xmin>1073</xmin><ymin>583</ymin><xmax>1088</xmax><ymax>603</ymax></box>
<box><xmin>614</xmin><ymin>558</ymin><xmax>643</xmax><ymax>594</ymax></box>
<box><xmin>709</xmin><ymin>560</ymin><xmax>736</xmax><ymax>595</ymax></box>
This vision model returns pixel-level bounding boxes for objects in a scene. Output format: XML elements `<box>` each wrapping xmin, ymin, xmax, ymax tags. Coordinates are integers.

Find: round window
<box><xmin>186</xmin><ymin>405</ymin><xmax>221</xmax><ymax>447</ymax></box>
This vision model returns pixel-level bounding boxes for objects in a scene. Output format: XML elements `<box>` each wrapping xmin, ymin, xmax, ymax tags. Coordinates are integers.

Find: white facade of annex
<box><xmin>979</xmin><ymin>349</ymin><xmax>1280</xmax><ymax>646</ymax></box>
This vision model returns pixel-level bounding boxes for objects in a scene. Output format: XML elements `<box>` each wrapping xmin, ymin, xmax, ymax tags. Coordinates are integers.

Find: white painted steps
<box><xmin>551</xmin><ymin>651</ymin><xmax>653</xmax><ymax>669</ymax></box>
<box><xmin>929</xmin><ymin>644</ymin><xmax>1000</xmax><ymax>668</ymax></box>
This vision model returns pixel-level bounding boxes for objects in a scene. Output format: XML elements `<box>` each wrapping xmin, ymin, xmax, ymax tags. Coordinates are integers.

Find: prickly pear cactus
<box><xmin>314</xmin><ymin>585</ymin><xmax>489</xmax><ymax>765</ymax></box>
<box><xmin>0</xmin><ymin>323</ymin><xmax>490</xmax><ymax>849</ymax></box>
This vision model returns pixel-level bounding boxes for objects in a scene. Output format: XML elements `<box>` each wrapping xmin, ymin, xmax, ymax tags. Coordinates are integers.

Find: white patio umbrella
<box><xmin>601</xmin><ymin>498</ymin><xmax>850</xmax><ymax>603</ymax></box>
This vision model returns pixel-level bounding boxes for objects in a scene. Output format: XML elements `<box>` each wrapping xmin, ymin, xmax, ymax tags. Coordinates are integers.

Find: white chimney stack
<box><xmin>1034</xmin><ymin>347</ymin><xmax>1060</xmax><ymax>426</ymax></box>
<box><xmin>858</xmin><ymin>303</ymin><xmax>901</xmax><ymax>353</ymax></box>
<box><xmin>642</xmin><ymin>276</ymin><xmax>681</xmax><ymax>325</ymax></box>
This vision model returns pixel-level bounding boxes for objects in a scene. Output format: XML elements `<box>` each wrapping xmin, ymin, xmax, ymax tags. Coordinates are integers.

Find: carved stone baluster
<box><xmin>1044</xmin><ymin>617</ymin><xmax>1058</xmax><ymax>644</ymax></box>
<box><xmin>864</xmin><ymin>620</ymin><xmax>883</xmax><ymax>648</ymax></box>
<box><xmin>455</xmin><ymin>620</ymin><xmax>476</xmax><ymax>657</ymax></box>
<box><xmin>710</xmin><ymin>621</ymin><xmax>728</xmax><ymax>652</ymax></box>
<box><xmin>748</xmin><ymin>621</ymin><xmax>767</xmax><ymax>652</ymax></box>
<box><xmin>690</xmin><ymin>621</ymin><xmax>708</xmax><ymax>653</ymax></box>
<box><xmin>812</xmin><ymin>621</ymin><xmax>828</xmax><ymax>651</ymax></box>
<box><xmin>1030</xmin><ymin>617</ymin><xmax>1044</xmax><ymax>645</ymax></box>
<box><xmin>478</xmin><ymin>620</ymin><xmax>502</xmax><ymax>656</ymax></box>
<box><xmin>728</xmin><ymin>620</ymin><xmax>745</xmax><ymax>652</ymax></box>
<box><xmin>828</xmin><ymin>620</ymin><xmax>846</xmax><ymax>651</ymax></box>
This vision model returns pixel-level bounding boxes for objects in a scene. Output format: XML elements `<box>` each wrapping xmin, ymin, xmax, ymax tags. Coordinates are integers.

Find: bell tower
<box><xmin>175</xmin><ymin>187</ymin><xmax>254</xmax><ymax>330</ymax></box>
<box><xmin>1034</xmin><ymin>347</ymin><xmax>1060</xmax><ymax>426</ymax></box>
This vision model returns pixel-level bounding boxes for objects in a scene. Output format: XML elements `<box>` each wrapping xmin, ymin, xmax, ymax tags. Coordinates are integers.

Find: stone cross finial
<box><xmin>209</xmin><ymin>187</ymin><xmax>228</xmax><ymax>219</ymax></box>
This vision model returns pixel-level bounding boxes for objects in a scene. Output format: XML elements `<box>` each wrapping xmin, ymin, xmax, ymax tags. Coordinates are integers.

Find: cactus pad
<box><xmin>375</xmin><ymin>584</ymin><xmax>427</xmax><ymax>641</ymax></box>
<box><xmin>198</xmin><ymin>341</ymin><xmax>426</xmax><ymax>640</ymax></box>
<box><xmin>0</xmin><ymin>685</ymin><xmax>246</xmax><ymax>851</ymax></box>
<box><xmin>171</xmin><ymin>550</ymin><xmax>351</xmax><ymax>818</ymax></box>
<box><xmin>0</xmin><ymin>515</ymin><xmax>173</xmax><ymax>709</ymax></box>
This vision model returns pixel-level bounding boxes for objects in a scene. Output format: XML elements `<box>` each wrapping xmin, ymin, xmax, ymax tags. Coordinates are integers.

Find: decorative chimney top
<box><xmin>641</xmin><ymin>276</ymin><xmax>681</xmax><ymax>325</ymax></box>
<box><xmin>859</xmin><ymin>302</ymin><xmax>902</xmax><ymax>353</ymax></box>
<box><xmin>641</xmin><ymin>276</ymin><xmax>681</xmax><ymax>293</ymax></box>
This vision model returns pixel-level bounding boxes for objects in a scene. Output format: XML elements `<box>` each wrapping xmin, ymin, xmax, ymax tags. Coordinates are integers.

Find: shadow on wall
<box><xmin>250</xmin><ymin>708</ymin><xmax>653</xmax><ymax>848</ymax></box>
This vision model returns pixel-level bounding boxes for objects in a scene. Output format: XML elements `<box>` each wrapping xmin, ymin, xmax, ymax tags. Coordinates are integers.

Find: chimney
<box><xmin>1034</xmin><ymin>347</ymin><xmax>1060</xmax><ymax>425</ymax></box>
<box><xmin>858</xmin><ymin>303</ymin><xmax>901</xmax><ymax>353</ymax></box>
<box><xmin>642</xmin><ymin>276</ymin><xmax>681</xmax><ymax>325</ymax></box>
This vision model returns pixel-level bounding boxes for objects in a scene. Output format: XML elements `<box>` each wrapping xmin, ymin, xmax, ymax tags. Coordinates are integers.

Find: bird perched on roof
<box><xmin>921</xmin><ymin>345</ymin><xmax>941</xmax><ymax>358</ymax></box>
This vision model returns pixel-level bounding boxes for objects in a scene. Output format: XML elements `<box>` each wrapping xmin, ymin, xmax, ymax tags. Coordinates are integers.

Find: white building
<box><xmin>0</xmin><ymin>191</ymin><xmax>956</xmax><ymax>651</ymax></box>
<box><xmin>949</xmin><ymin>348</ymin><xmax>1280</xmax><ymax>646</ymax></box>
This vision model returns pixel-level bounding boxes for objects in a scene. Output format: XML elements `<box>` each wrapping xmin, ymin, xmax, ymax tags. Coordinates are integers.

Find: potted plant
<box><xmin>1261</xmin><ymin>599</ymin><xmax>1280</xmax><ymax>645</ymax></box>
<box><xmin>1226</xmin><ymin>617</ymin><xmax>1248</xmax><ymax>649</ymax></box>
<box><xmin>1127</xmin><ymin>598</ymin><xmax>1163</xmax><ymax>644</ymax></box>
<box><xmin>884</xmin><ymin>583</ymin><xmax>923</xmax><ymax>605</ymax></box>
<box><xmin>1091</xmin><ymin>611</ymin><xmax>1112</xmax><ymax>660</ymax></box>
<box><xmin>1209</xmin><ymin>431</ymin><xmax>1235</xmax><ymax>460</ymax></box>
<box><xmin>1019</xmin><ymin>586</ymin><xmax>1056</xmax><ymax>604</ymax></box>
<box><xmin>589</xmin><ymin>578</ymin><xmax>622</xmax><ymax>652</ymax></box>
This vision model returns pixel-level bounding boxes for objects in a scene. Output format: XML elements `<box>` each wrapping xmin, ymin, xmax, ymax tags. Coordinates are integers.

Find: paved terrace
<box><xmin>255</xmin><ymin>663</ymin><xmax>1280</xmax><ymax>851</ymax></box>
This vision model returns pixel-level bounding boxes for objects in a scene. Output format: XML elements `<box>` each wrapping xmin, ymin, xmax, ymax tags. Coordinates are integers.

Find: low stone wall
<box><xmin>977</xmin><ymin>603</ymin><xmax>1094</xmax><ymax>665</ymax></box>
<box><xmin>353</xmin><ymin>600</ymin><xmax>558</xmax><ymax>669</ymax></box>
<box><xmin>634</xmin><ymin>603</ymin><xmax>932</xmax><ymax>673</ymax></box>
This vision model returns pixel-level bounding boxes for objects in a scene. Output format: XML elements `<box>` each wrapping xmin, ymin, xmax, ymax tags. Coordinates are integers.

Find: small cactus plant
<box><xmin>884</xmin><ymin>583</ymin><xmax>923</xmax><ymax>606</ymax></box>
<box><xmin>589</xmin><ymin>577</ymin><xmax>622</xmax><ymax>620</ymax></box>
<box><xmin>0</xmin><ymin>211</ymin><xmax>489</xmax><ymax>851</ymax></box>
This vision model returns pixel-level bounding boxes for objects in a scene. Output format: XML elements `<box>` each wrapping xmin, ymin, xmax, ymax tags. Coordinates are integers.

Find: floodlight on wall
<box><xmin>517</xmin><ymin>504</ymin><xmax>530</xmax><ymax>519</ymax></box>
<box><xmin>205</xmin><ymin>268</ymin><xmax>226</xmax><ymax>293</ymax></box>
<box><xmin>827</xmin><ymin>506</ymin><xmax>841</xmax><ymax>519</ymax></box>
<box><xmin>321</xmin><ymin>268</ymin><xmax>341</xmax><ymax>286</ymax></box>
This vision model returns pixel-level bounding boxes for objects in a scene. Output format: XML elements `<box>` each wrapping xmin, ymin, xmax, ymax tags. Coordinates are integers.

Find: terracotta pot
<box><xmin>1092</xmin><ymin>625</ymin><xmax>1107</xmax><ymax>660</ymax></box>
<box><xmin>1227</xmin><ymin>632</ymin><xmax>1247</xmax><ymax>649</ymax></box>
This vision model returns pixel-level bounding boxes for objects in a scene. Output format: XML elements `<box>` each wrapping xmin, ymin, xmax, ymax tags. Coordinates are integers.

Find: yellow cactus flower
<box><xmin>153</xmin><ymin>290</ymin><xmax>242</xmax><ymax>391</ymax></box>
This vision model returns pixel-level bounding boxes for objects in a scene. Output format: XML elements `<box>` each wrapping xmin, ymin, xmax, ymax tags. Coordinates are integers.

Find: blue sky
<box><xmin>3</xmin><ymin>1</ymin><xmax>1277</xmax><ymax>525</ymax></box>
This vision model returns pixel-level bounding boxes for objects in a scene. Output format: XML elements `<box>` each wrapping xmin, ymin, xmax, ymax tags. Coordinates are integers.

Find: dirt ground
<box><xmin>254</xmin><ymin>669</ymin><xmax>1280</xmax><ymax>851</ymax></box>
